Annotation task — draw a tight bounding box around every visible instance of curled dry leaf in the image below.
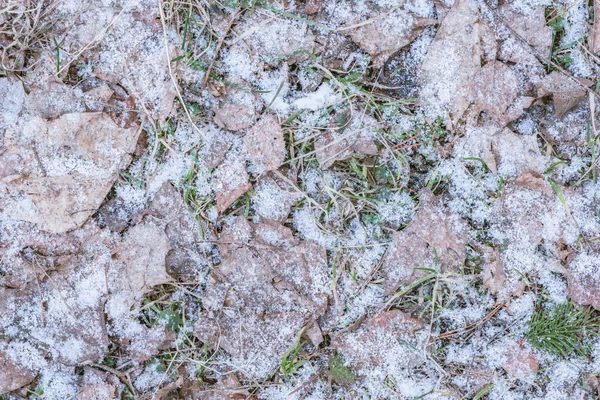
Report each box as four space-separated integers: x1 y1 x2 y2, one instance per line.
244 115 286 173
382 189 468 295
0 112 139 233
195 217 330 379
537 72 591 119
420 0 497 128
315 114 380 170
345 4 436 68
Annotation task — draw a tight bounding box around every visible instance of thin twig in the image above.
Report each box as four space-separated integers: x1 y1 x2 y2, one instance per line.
201 6 241 89
430 304 504 342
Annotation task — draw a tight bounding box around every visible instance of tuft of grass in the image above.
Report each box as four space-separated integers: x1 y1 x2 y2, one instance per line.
280 329 308 379
525 301 598 357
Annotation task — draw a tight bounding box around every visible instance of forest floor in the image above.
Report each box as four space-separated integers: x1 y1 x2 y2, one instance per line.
1 0 600 398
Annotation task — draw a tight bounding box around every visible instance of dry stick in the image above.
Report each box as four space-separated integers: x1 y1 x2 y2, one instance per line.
201 6 241 89
32 273 45 326
483 0 600 101
430 304 504 342
89 363 138 397
353 247 387 296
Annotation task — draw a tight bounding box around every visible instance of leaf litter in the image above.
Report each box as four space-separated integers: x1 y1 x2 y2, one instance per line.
1 0 600 398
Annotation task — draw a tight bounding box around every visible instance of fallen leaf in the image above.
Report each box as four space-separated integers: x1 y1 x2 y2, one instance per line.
331 310 423 372
483 249 505 298
453 125 547 177
214 104 255 132
0 77 25 129
590 0 600 54
420 0 497 128
238 14 316 63
0 343 37 395
502 345 539 379
537 72 591 118
212 153 252 213
345 5 436 68
251 173 302 223
195 217 330 379
488 172 576 302
1 112 139 233
497 5 552 66
24 79 85 119
315 114 380 170
565 249 600 310
244 115 286 173
382 189 468 295
77 367 121 400
469 61 527 125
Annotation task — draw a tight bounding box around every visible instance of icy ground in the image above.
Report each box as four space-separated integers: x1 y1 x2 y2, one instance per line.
1 0 600 398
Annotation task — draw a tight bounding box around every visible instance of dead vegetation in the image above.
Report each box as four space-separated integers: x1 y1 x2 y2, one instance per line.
1 0 600 398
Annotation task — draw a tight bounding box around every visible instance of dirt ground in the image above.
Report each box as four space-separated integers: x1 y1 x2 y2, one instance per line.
1 0 600 398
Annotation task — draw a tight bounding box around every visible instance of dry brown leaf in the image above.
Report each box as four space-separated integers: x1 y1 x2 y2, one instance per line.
488 172 577 303
244 115 286 173
565 248 600 310
237 14 315 63
195 217 330 379
346 5 436 68
204 133 233 170
214 104 255 132
502 345 539 379
82 85 115 112
106 221 173 361
470 61 527 125
0 78 25 130
483 249 505 297
1 112 139 233
454 125 546 177
331 310 423 371
77 367 122 400
420 0 497 129
0 344 37 395
382 189 468 295
537 71 590 119
497 5 552 66
212 153 251 213
590 0 600 54
252 173 302 223
0 224 112 365
315 114 380 170
24 79 85 119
